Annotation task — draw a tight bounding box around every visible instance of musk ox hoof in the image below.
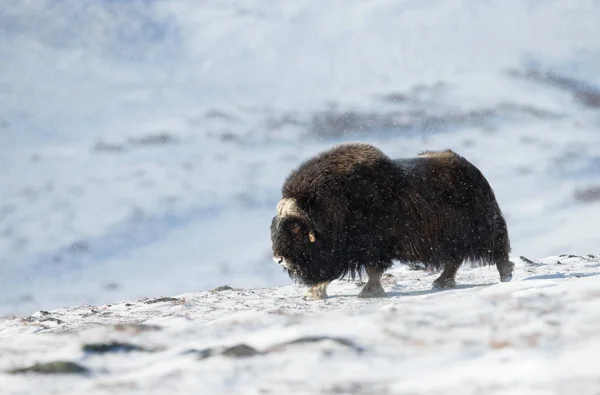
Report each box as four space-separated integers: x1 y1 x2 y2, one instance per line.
302 292 327 301
500 273 513 282
302 283 329 301
358 289 386 298
432 278 457 290
358 283 386 298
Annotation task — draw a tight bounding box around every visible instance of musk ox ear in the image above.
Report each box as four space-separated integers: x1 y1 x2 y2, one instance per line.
308 231 316 243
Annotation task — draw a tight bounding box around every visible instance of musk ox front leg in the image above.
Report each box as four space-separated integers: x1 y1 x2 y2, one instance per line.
302 282 330 301
358 266 386 298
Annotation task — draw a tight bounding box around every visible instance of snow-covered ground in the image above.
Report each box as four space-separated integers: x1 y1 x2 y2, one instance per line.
1 255 599 394
1 0 600 316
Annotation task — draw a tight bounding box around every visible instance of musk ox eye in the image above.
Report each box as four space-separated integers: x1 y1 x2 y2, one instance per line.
291 223 302 234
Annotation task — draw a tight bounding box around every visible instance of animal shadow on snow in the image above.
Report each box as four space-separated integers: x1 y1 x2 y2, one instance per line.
386 282 496 298
524 272 600 281
329 282 495 299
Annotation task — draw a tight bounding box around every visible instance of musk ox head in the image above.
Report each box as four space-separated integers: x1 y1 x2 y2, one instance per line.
270 198 330 284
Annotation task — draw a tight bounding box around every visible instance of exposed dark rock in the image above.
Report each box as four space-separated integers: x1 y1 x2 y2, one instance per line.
205 110 238 121
324 381 390 394
68 240 89 254
509 69 600 109
266 336 365 354
220 344 261 358
220 131 239 142
380 92 409 103
94 141 125 153
104 282 120 291
183 344 262 360
574 186 600 203
212 285 233 292
519 256 536 265
82 341 150 354
307 107 504 139
128 132 177 146
182 348 214 359
22 314 63 325
184 336 364 361
519 256 547 267
497 102 559 119
144 296 179 304
9 361 89 375
558 254 598 262
113 323 163 334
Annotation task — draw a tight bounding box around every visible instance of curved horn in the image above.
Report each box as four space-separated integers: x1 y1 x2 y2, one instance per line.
276 198 305 218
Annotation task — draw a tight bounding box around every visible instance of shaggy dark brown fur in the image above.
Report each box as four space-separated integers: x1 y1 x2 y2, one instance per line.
270 143 513 300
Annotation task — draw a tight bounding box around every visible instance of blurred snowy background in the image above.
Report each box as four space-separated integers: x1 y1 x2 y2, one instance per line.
1 0 599 316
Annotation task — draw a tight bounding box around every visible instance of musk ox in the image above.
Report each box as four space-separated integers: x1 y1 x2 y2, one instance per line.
270 143 513 300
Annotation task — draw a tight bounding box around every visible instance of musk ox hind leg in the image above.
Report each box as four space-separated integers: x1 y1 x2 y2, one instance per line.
302 282 330 301
432 260 461 290
358 266 386 298
490 214 514 283
497 259 514 282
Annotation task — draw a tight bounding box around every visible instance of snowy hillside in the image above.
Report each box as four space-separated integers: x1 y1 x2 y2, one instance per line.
1 255 599 394
1 0 600 316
